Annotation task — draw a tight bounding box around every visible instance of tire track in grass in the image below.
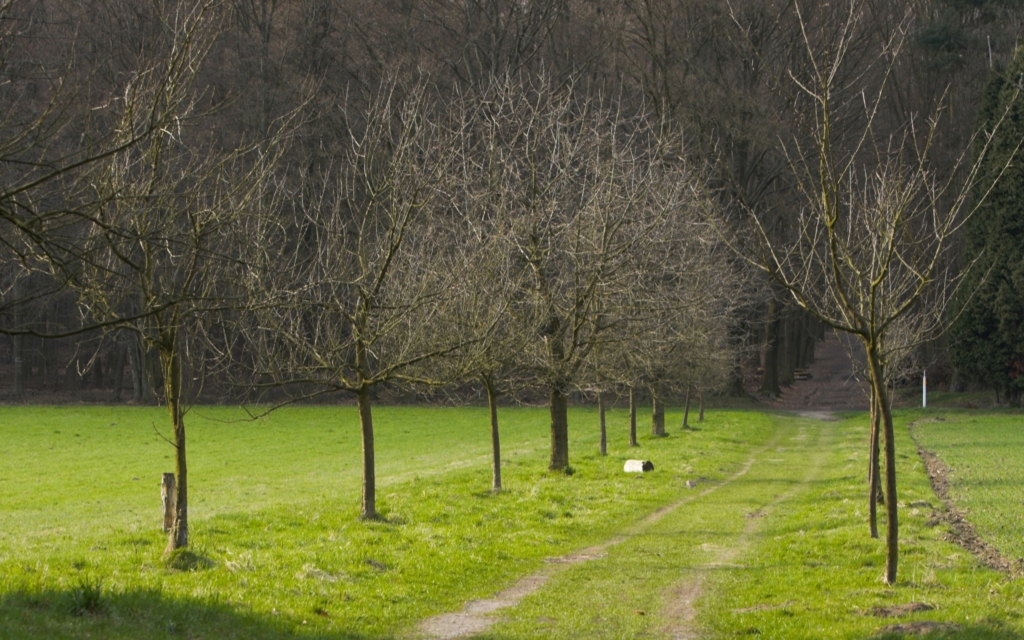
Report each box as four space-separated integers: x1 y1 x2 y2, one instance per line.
662 413 833 640
415 427 786 640
908 421 1024 577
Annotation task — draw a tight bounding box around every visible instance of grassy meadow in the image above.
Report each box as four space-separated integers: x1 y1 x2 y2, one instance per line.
0 404 774 639
2 402 1024 639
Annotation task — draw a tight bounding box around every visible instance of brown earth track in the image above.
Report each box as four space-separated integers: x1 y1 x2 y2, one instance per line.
413 435 784 639
908 421 1024 577
762 332 870 413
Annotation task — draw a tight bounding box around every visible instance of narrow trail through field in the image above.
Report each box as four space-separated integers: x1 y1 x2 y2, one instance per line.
416 335 860 640
661 414 833 639
415 414 841 640
414 432 787 640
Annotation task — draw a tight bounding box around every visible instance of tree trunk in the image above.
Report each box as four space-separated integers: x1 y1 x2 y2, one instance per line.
866 345 898 584
651 384 666 437
598 390 607 456
868 387 881 539
111 343 126 401
146 347 161 402
761 301 782 397
11 277 24 398
93 353 104 389
356 383 378 519
698 388 705 422
726 324 748 397
128 337 143 402
779 310 796 386
484 377 502 491
549 383 570 471
161 472 176 533
161 343 189 553
682 385 691 429
12 334 25 398
628 386 638 447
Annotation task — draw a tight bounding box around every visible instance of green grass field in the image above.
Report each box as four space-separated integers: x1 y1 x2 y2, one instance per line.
2 403 1024 639
0 404 774 639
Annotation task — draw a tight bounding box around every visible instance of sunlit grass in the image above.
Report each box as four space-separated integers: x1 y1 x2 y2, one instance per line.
0 404 773 639
901 407 1024 562
7 403 1022 639
482 411 1024 639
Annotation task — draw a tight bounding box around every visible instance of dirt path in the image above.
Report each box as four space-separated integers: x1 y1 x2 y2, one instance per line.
414 433 786 640
416 335 862 640
661 415 832 639
768 332 869 412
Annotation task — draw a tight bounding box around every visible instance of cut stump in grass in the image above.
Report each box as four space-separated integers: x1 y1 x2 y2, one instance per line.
161 473 176 532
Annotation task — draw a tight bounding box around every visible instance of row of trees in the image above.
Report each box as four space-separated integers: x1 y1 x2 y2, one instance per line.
0 3 746 554
4 0 1022 584
8 0 1020 402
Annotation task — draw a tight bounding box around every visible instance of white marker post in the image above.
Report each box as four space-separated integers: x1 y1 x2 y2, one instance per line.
922 370 927 408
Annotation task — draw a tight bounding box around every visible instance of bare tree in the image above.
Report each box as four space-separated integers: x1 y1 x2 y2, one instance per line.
63 0 282 553
722 1 998 584
239 79 458 520
584 170 746 440
444 94 540 490
459 74 699 472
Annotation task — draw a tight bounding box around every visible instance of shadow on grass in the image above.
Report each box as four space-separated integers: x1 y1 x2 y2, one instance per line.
0 585 373 640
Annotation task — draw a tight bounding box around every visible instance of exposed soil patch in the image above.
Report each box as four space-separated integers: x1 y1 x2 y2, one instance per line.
416 573 550 639
865 602 933 618
875 621 959 636
909 425 1024 577
662 579 703 640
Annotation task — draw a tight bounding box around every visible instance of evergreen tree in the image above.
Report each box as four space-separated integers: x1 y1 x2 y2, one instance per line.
951 49 1024 403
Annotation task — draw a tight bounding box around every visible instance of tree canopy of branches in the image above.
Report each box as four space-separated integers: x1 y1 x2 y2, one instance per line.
451 75 712 472
239 80 459 520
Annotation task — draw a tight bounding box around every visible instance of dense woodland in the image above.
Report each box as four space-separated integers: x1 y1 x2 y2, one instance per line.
3 0 1024 582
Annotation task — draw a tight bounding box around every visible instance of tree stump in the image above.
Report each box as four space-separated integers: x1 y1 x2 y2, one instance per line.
161 473 176 532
